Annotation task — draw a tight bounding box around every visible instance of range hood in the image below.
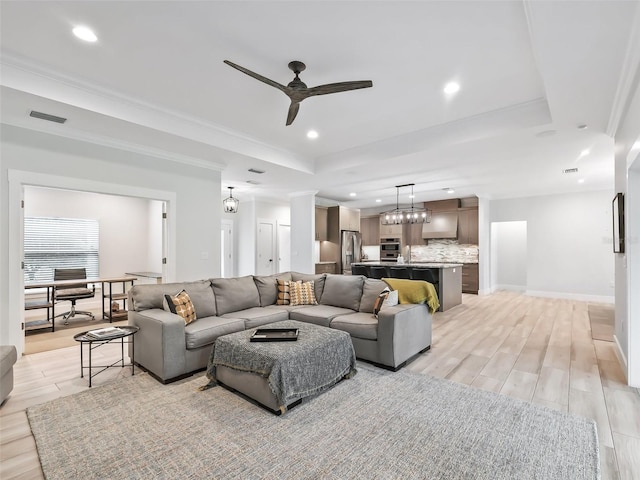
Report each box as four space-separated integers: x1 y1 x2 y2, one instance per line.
422 211 458 239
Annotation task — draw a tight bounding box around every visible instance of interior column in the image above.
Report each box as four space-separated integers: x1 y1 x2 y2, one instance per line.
289 191 318 274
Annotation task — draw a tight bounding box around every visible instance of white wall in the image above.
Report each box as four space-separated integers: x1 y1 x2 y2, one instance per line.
613 70 640 385
0 126 222 354
491 221 527 291
490 190 614 302
24 186 163 277
224 196 291 276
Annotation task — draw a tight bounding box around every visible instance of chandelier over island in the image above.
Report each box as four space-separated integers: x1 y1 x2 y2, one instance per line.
381 184 432 225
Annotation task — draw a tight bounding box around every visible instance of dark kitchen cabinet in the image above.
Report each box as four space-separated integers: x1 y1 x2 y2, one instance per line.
457 207 479 245
360 216 380 245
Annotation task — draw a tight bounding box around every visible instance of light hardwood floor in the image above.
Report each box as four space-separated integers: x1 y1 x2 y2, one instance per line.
1 291 639 479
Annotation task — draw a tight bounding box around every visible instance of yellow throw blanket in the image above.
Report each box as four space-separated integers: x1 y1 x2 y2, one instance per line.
382 278 440 314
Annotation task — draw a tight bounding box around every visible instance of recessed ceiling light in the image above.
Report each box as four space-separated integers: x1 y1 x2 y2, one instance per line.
375 199 381 203
72 26 97 42
578 178 585 184
579 149 590 157
443 188 455 194
577 124 588 130
307 130 318 139
349 192 356 197
443 82 460 94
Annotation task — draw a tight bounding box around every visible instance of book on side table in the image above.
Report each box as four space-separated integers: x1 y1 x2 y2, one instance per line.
86 326 127 340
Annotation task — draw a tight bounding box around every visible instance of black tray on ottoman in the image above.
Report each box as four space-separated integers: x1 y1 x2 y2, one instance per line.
250 328 299 342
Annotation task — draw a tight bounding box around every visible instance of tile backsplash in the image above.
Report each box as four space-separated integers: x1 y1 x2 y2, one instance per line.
409 239 478 264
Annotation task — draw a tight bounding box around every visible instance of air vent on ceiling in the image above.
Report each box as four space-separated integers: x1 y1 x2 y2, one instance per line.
562 168 579 174
248 168 265 174
246 180 261 185
29 110 67 124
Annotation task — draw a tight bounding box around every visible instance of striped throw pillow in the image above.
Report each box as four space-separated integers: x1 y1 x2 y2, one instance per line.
277 280 291 305
290 280 318 306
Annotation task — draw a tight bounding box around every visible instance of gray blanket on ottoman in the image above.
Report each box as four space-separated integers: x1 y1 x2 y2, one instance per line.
202 320 357 412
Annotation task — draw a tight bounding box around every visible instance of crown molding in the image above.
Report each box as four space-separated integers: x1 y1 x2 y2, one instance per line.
0 53 314 174
2 119 225 172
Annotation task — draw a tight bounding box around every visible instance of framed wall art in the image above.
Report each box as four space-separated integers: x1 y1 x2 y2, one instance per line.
612 192 625 253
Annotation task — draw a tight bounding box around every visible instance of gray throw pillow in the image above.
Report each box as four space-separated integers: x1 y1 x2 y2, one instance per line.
359 278 388 313
319 274 364 311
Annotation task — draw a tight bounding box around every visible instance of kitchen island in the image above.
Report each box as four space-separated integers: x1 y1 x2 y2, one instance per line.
351 262 463 312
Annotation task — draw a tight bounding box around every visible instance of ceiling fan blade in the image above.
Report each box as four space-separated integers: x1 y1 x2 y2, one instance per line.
305 80 373 97
223 60 288 94
286 102 300 126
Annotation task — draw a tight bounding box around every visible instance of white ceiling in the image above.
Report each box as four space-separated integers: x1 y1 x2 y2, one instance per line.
1 1 639 210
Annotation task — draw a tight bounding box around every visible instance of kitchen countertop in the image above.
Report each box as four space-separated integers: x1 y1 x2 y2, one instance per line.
315 261 337 265
353 262 463 268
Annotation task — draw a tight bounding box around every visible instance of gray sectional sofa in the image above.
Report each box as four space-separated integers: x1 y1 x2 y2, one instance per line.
127 272 432 383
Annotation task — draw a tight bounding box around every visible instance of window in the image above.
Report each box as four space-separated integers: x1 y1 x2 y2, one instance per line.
24 216 99 283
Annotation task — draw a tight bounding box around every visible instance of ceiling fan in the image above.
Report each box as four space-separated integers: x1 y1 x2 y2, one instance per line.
224 60 373 126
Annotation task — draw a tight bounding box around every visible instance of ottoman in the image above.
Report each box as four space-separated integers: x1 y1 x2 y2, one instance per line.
203 320 357 414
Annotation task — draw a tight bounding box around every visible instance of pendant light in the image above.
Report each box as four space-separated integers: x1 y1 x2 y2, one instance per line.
222 187 239 213
381 184 431 225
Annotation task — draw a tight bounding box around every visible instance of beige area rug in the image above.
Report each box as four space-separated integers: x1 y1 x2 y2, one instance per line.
588 304 614 342
27 363 600 479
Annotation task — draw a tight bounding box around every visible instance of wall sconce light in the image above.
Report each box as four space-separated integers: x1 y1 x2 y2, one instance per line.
222 187 239 213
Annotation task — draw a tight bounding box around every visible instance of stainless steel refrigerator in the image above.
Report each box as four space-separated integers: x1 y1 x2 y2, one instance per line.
341 230 362 274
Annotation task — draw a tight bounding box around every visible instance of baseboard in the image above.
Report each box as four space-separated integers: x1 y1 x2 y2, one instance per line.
612 334 629 383
493 284 526 292
525 290 614 304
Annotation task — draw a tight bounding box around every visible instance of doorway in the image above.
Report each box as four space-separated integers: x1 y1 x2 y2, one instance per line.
221 219 234 278
256 219 276 276
8 169 177 356
277 223 291 273
490 221 527 292
22 186 165 352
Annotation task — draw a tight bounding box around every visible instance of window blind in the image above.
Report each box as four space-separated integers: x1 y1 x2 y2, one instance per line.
24 216 99 284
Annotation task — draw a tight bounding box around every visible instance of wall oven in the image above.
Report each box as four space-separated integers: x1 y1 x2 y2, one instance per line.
380 237 401 261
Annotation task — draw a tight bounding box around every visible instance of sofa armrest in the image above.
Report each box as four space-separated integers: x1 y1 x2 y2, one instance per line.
128 309 187 382
376 304 432 368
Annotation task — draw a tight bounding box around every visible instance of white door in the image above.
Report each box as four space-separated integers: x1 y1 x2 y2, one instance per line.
277 223 291 273
256 220 275 275
221 219 234 278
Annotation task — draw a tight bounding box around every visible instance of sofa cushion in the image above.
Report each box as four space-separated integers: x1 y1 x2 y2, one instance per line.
222 307 289 329
291 273 326 302
320 274 365 311
163 290 197 324
289 305 355 327
130 281 216 317
211 276 260 315
184 316 245 350
290 281 318 306
331 312 378 340
253 272 293 306
359 278 388 313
